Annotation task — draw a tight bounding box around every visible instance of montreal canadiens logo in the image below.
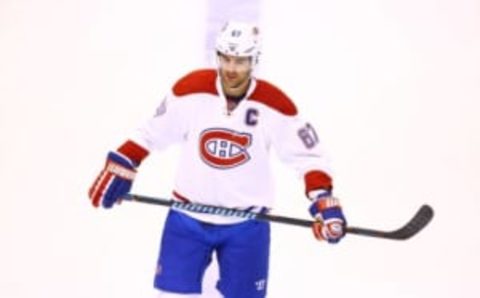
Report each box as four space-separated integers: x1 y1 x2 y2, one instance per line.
199 128 252 169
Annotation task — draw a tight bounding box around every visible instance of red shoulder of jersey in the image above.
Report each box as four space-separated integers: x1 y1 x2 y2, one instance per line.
172 69 218 97
249 80 298 116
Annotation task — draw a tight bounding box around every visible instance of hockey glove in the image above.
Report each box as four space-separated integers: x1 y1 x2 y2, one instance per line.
309 192 347 243
89 151 137 208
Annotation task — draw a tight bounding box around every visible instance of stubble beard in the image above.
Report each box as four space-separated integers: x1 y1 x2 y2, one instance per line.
221 71 250 96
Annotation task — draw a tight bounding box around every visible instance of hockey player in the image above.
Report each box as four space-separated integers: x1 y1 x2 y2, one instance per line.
89 21 347 298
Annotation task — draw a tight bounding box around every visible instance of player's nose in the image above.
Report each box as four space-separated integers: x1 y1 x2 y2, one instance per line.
223 60 236 72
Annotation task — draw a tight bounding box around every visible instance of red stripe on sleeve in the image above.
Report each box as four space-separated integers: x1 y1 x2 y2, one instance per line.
304 170 333 195
117 140 149 166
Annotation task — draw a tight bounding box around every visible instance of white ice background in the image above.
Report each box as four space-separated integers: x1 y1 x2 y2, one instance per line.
1 0 479 297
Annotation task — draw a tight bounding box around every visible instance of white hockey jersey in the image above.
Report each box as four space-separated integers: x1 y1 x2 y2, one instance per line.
130 69 333 223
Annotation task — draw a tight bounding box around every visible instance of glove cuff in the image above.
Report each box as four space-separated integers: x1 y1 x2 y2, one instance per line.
309 196 341 218
308 189 332 201
106 151 137 180
106 161 136 180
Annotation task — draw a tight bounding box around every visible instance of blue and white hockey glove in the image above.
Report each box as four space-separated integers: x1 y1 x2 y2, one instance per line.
89 140 149 208
309 191 347 243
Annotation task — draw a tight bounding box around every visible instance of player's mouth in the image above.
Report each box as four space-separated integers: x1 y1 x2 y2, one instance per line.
225 72 238 80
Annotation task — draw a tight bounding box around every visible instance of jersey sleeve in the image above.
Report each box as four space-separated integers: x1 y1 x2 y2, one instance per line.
129 92 189 152
268 113 334 197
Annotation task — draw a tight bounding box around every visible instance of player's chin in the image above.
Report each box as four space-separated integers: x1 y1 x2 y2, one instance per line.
225 80 243 89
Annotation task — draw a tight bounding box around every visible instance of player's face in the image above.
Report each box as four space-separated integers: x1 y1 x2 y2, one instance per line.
217 53 253 95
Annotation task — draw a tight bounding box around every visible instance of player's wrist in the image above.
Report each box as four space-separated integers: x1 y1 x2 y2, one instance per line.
307 188 332 201
309 197 342 218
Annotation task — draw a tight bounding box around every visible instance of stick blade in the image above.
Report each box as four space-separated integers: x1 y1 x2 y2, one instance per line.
389 204 434 240
347 204 434 240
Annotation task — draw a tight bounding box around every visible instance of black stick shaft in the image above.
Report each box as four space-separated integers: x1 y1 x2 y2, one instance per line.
123 194 433 240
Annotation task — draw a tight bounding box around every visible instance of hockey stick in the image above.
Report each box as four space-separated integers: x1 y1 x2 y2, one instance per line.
123 194 434 240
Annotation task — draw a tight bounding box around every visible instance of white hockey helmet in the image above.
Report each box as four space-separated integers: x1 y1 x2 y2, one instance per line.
215 21 261 63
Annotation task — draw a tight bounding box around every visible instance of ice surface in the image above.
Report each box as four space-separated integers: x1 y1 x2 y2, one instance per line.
0 0 479 297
